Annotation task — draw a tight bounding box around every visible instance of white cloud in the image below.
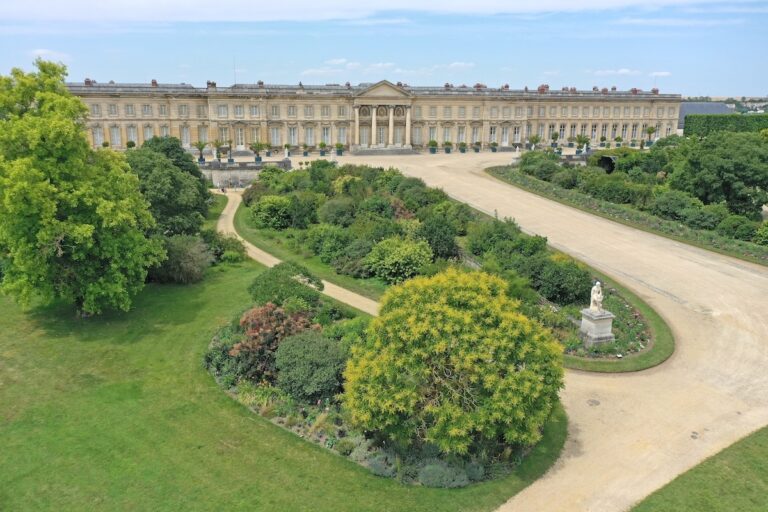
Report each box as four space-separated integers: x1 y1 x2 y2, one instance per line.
445 61 475 70
594 68 641 76
29 48 71 62
649 71 672 77
615 16 745 27
0 1 754 22
325 58 348 65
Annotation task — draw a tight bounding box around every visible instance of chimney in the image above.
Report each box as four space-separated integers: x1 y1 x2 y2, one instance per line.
651 87 659 95
206 80 216 89
592 86 599 92
611 86 617 91
631 88 639 95
257 80 264 88
345 82 351 88
84 78 93 86
602 87 609 94
151 79 158 87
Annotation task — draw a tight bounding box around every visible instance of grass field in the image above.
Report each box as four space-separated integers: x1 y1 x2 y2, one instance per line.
632 426 768 511
0 261 567 511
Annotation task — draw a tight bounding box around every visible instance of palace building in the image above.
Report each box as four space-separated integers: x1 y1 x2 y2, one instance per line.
68 79 682 153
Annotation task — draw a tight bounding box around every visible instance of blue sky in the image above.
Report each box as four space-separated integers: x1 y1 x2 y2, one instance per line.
1 0 767 96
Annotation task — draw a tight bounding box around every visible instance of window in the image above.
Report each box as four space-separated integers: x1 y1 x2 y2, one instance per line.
321 105 330 117
305 127 314 146
591 124 598 139
457 126 466 143
338 126 347 144
561 107 568 117
657 108 664 118
501 126 509 145
458 106 466 118
559 124 566 139
179 104 189 117
198 125 207 142
582 107 589 117
443 106 452 119
570 124 577 137
218 127 229 141
125 104 135 116
142 104 152 116
182 126 191 146
160 125 170 137
127 125 137 144
304 105 313 118
110 125 121 146
288 127 297 145
668 107 676 117
613 107 620 118
90 104 101 116
414 106 422 118
143 125 153 140
623 106 630 117
666 123 672 136
429 106 437 118
287 105 297 117
235 127 244 147
603 107 610 117
621 124 628 139
633 107 641 117
251 127 260 142
489 126 497 143
322 126 330 144
537 124 544 138
513 126 521 143
234 105 244 118
549 107 557 117
337 105 346 117
502 107 511 118
525 123 532 138
526 106 533 116
443 126 451 142
270 127 281 146
490 107 499 118
631 123 638 139
601 124 608 138
538 106 546 117
472 106 481 119
644 107 650 117
271 105 280 118
471 126 480 144
217 105 228 118
611 124 618 138
108 104 117 116
593 107 600 117
580 123 587 135
197 105 207 118
159 105 168 116
250 105 260 117
571 107 578 117
92 126 104 145
428 126 437 141
413 126 422 145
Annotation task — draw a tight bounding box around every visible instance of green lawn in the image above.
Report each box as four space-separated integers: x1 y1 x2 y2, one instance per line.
632 426 768 511
0 261 567 511
234 202 388 300
203 193 228 230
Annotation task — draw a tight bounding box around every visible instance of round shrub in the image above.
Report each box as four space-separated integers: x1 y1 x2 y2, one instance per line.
288 191 321 229
358 196 394 218
417 215 459 260
552 169 579 189
334 438 356 456
367 452 397 478
200 229 247 263
305 223 352 263
537 255 592 305
650 189 703 221
275 331 346 402
716 215 758 241
467 218 522 256
318 197 357 226
363 236 433 283
343 269 564 455
150 235 213 284
754 223 768 246
251 195 292 229
418 462 470 488
681 203 729 230
465 460 485 482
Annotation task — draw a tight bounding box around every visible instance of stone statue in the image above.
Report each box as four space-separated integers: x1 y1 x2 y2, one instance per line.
590 281 604 313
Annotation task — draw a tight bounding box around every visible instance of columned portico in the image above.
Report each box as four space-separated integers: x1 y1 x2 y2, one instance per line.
388 106 394 146
371 105 377 146
350 80 416 154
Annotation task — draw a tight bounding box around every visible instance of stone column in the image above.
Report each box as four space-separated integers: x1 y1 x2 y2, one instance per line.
371 105 377 146
388 106 394 146
354 106 360 146
405 106 411 146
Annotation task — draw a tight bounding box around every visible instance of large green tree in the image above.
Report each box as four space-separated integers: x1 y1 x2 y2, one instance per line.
126 147 206 235
343 269 563 455
142 136 210 215
0 60 165 314
668 132 768 217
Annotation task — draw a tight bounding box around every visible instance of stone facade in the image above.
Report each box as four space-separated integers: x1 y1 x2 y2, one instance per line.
68 79 681 153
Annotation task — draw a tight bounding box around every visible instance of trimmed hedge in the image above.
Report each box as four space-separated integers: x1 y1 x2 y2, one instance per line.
683 114 768 136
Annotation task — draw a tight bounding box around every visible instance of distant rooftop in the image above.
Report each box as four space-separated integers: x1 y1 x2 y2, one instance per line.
67 78 681 100
678 102 734 128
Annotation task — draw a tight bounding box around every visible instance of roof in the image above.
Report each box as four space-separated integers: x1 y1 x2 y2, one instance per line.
678 102 733 128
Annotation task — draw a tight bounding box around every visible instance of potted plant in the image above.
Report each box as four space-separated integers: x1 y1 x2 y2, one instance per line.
550 132 559 148
126 140 136 149
645 126 656 146
630 139 637 147
227 139 234 163
101 141 110 148
284 143 291 157
473 141 481 153
528 134 541 151
302 143 309 157
458 141 467 153
193 140 207 163
335 142 344 156
567 136 576 148
614 136 623 148
575 134 589 155
428 139 438 154
639 139 646 150
319 141 327 156
212 139 223 161
266 146 272 157
599 135 606 148
249 141 266 162
443 141 452 154
490 141 498 152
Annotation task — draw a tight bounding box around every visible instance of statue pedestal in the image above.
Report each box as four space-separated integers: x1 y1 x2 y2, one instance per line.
579 309 615 347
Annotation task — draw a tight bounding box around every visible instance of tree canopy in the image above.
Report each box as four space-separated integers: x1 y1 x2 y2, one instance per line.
0 60 164 313
342 269 563 455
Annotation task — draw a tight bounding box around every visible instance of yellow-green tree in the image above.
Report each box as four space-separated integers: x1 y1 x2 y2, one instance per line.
342 269 563 455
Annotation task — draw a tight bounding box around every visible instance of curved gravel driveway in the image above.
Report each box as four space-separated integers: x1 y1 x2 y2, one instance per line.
337 153 768 512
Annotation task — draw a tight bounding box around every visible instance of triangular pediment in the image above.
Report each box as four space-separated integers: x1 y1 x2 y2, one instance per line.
356 80 411 98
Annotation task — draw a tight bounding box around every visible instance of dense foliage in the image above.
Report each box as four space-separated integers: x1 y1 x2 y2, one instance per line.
248 262 324 307
149 235 213 284
0 60 164 314
683 114 768 136
343 269 563 455
275 331 346 402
